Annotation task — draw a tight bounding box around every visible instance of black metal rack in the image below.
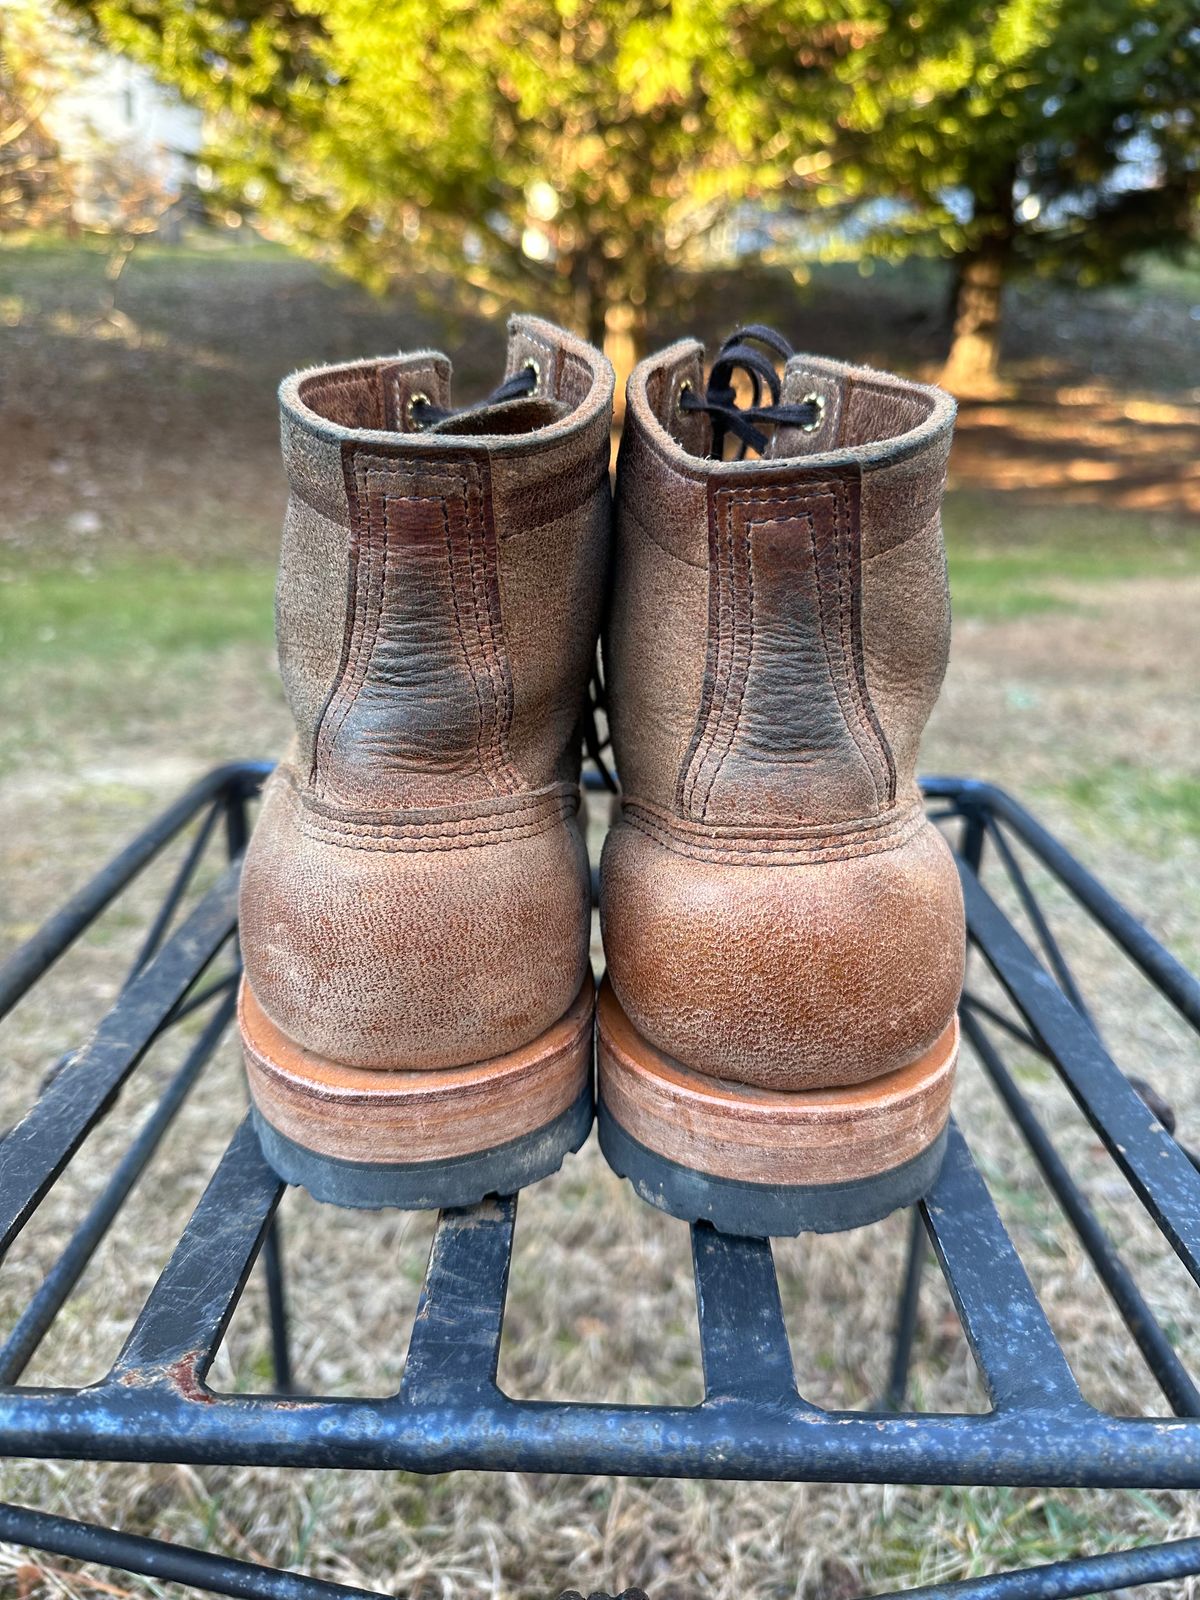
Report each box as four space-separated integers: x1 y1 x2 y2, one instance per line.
1 761 1199 1600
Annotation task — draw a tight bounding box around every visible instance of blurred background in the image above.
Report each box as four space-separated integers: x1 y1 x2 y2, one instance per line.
1 2 1198 1596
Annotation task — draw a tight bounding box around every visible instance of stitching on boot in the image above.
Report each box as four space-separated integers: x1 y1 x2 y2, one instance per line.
447 468 503 789
676 475 897 824
840 472 898 803
698 496 754 818
828 481 881 804
307 442 369 783
280 770 577 852
677 487 734 812
621 797 926 865
320 462 390 779
808 486 882 806
313 447 524 802
463 460 521 793
312 456 390 790
832 472 896 803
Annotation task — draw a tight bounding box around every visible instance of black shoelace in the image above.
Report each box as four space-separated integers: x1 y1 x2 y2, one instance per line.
583 656 618 793
410 364 539 429
680 324 822 459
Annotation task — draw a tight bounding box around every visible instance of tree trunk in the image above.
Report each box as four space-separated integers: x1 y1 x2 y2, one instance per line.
569 236 607 346
940 240 1009 396
602 300 646 414
585 299 606 350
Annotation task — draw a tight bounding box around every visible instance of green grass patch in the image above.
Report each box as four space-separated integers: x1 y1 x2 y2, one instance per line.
0 555 278 775
944 493 1200 620
0 557 275 666
1131 249 1200 300
3 497 1194 655
869 1487 1172 1589
0 229 291 277
1058 762 1200 849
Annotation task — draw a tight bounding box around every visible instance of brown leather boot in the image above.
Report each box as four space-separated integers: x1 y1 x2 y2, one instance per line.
239 317 613 1208
597 327 965 1236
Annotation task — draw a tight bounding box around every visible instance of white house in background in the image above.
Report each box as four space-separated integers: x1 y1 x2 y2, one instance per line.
43 49 202 229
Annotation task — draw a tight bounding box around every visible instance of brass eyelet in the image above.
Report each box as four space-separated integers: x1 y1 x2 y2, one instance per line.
801 392 826 433
407 391 432 430
522 357 541 392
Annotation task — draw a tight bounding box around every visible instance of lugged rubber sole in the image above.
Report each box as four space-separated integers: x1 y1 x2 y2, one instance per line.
596 978 957 1237
240 973 595 1210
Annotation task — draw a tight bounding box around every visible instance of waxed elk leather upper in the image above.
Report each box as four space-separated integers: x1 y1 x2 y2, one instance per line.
240 317 614 1071
601 341 966 1090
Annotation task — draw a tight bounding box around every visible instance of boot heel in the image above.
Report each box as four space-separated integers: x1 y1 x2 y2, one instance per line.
241 974 595 1210
596 979 955 1237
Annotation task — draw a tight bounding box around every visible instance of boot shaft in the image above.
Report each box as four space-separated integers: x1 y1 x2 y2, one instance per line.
239 320 612 1081
608 341 955 831
276 316 613 811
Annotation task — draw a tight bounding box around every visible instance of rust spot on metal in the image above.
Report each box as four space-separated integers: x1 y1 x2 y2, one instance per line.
167 1352 215 1404
114 1350 215 1400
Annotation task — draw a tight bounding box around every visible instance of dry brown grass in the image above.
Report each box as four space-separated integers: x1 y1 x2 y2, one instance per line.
1 240 1198 1599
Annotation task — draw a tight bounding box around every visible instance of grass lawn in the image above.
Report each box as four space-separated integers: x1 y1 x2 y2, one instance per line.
0 239 1198 1599
943 494 1200 620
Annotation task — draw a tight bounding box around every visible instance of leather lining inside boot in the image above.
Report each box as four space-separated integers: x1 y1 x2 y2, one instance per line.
427 397 570 436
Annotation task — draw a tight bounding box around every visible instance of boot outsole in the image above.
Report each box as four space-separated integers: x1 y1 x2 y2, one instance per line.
250 1084 593 1211
598 1104 949 1237
596 978 957 1238
240 973 595 1211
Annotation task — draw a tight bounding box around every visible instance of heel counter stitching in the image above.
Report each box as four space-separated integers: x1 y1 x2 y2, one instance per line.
441 490 493 786
802 498 870 798
448 460 522 794
313 447 524 800
823 480 885 806
678 490 733 813
621 796 926 864
679 475 896 822
313 454 390 792
285 771 578 852
698 499 754 818
678 485 755 817
833 472 897 805
462 461 522 793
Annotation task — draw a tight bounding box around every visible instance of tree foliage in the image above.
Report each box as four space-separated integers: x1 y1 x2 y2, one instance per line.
2 0 188 264
61 0 844 356
56 0 1200 382
820 0 1200 384
1 2 78 233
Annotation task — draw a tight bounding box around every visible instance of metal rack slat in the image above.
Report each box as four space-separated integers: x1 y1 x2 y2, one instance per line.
0 1501 388 1600
961 1006 1200 1418
0 865 240 1260
111 1117 283 1387
400 1195 515 1404
921 1122 1084 1413
691 1224 803 1406
0 991 239 1386
961 864 1200 1283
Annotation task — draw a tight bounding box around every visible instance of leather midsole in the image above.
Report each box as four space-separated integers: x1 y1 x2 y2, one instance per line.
241 972 594 1165
596 977 956 1187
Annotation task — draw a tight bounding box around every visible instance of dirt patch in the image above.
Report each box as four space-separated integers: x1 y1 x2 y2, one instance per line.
951 389 1200 514
2 246 1197 565
1 243 1199 1599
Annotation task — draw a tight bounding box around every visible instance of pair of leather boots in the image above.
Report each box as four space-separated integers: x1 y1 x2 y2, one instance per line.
238 315 965 1238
